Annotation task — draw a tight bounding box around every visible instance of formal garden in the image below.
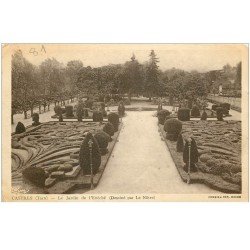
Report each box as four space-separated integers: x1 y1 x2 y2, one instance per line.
156 98 241 193
11 49 242 194
12 109 123 193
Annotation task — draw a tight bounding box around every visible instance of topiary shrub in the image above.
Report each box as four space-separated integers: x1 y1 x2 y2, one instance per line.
157 103 163 111
222 108 229 115
221 103 230 111
200 110 208 120
93 111 103 122
15 122 26 134
76 105 83 121
176 133 184 152
164 115 172 122
124 98 131 105
164 118 182 141
79 132 101 175
118 102 125 117
83 108 89 118
61 107 66 114
157 110 171 125
54 106 62 115
103 122 115 137
191 106 200 117
212 104 219 111
65 105 74 117
94 131 110 155
177 108 190 121
22 166 46 187
219 104 230 115
32 113 41 126
183 138 199 172
58 113 63 122
216 107 224 121
108 113 119 132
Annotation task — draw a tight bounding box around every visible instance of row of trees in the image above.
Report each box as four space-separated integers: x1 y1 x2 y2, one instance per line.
12 49 242 123
11 49 162 123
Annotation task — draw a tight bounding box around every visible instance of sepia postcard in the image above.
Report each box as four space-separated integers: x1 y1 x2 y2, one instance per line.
1 44 249 202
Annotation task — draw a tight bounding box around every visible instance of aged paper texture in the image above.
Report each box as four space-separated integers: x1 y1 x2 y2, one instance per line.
2 44 248 201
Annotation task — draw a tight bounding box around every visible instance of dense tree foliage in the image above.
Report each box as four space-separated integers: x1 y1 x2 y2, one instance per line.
144 50 162 100
120 54 144 101
11 49 241 124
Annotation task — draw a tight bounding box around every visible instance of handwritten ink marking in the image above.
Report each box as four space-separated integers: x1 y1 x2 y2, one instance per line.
41 45 46 54
29 48 38 56
29 46 46 56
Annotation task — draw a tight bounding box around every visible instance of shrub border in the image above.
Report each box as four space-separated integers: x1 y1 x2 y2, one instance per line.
158 124 241 194
47 122 123 194
12 121 123 194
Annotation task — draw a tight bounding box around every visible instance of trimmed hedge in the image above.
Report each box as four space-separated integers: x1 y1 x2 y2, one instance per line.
65 105 74 117
79 132 101 175
32 113 41 126
118 103 125 117
212 104 219 111
157 110 171 125
176 133 184 152
164 118 182 141
124 98 131 105
58 113 63 122
54 105 62 115
221 103 230 111
108 113 119 132
22 166 46 187
216 107 224 121
200 111 208 120
94 131 110 155
93 111 103 122
177 108 190 121
83 108 89 118
157 103 163 111
183 138 199 172
103 122 115 137
15 122 26 134
191 106 200 117
76 105 83 121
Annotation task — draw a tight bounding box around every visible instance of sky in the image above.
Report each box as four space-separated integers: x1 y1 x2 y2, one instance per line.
7 44 245 72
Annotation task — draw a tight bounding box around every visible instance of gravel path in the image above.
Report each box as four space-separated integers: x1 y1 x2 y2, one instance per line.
87 111 219 194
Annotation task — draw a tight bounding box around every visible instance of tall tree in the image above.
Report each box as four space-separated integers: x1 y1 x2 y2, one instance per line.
11 50 37 120
120 54 144 101
145 50 160 101
65 60 83 101
39 58 65 107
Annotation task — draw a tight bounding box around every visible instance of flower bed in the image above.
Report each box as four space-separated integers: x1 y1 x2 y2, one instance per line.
11 121 122 194
158 120 241 193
